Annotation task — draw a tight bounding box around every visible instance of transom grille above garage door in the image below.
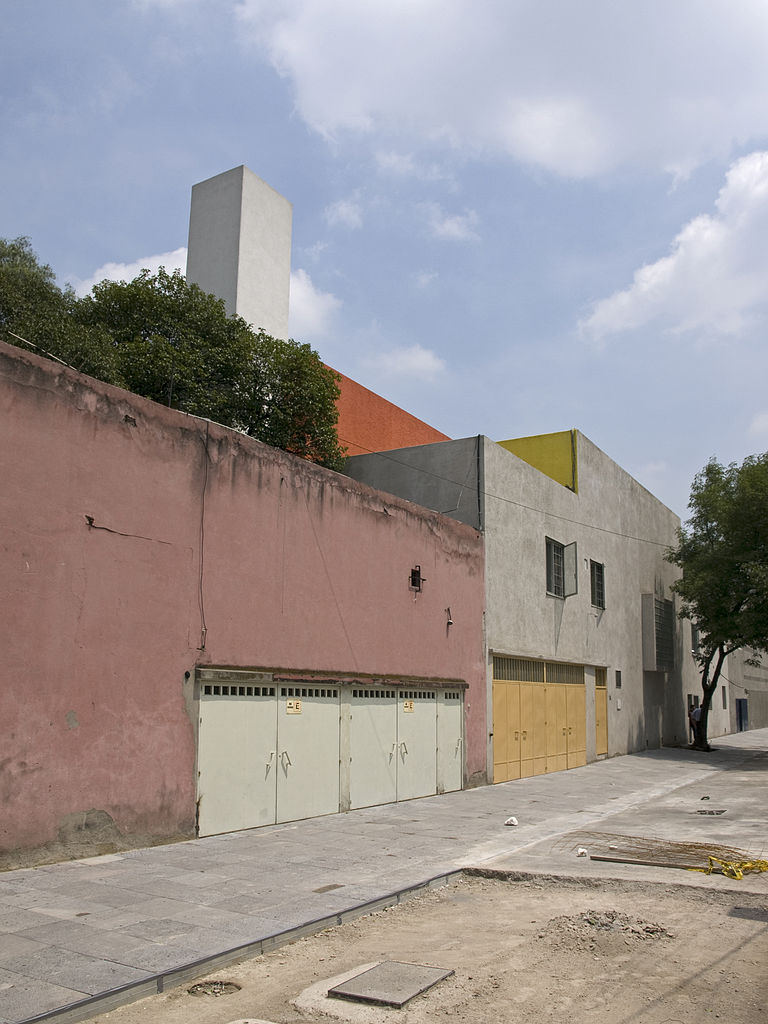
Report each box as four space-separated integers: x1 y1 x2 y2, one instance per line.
281 686 338 697
202 684 275 696
492 656 584 685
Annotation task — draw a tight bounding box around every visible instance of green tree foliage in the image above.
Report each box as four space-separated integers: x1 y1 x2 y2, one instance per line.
74 268 258 427
0 239 345 469
666 455 768 748
0 237 120 381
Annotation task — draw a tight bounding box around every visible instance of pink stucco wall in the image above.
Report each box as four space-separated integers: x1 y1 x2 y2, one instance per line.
0 342 486 854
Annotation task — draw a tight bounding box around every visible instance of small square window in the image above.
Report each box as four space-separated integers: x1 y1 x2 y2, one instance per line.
590 560 605 608
615 669 622 689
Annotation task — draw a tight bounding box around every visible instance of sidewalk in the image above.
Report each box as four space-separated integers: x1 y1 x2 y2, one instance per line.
1 730 766 1024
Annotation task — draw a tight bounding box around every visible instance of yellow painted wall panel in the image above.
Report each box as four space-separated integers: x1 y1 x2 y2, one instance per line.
546 684 568 772
497 430 578 492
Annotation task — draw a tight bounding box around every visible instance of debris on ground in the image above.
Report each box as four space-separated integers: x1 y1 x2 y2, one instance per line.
698 856 768 880
504 816 518 826
188 981 241 996
536 909 674 957
556 830 757 876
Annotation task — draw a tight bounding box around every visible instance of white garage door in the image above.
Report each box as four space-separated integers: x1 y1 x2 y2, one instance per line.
349 687 464 808
197 673 464 834
196 681 278 837
276 685 341 823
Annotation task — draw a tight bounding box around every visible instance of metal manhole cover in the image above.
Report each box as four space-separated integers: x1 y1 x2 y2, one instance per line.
328 961 454 1007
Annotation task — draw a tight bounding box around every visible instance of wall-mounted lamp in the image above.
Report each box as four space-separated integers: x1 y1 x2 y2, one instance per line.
410 565 425 592
446 607 453 627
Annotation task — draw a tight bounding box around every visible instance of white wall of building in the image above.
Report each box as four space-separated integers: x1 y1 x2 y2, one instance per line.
186 165 292 340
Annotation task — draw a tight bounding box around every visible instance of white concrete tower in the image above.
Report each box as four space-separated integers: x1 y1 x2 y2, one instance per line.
186 165 292 340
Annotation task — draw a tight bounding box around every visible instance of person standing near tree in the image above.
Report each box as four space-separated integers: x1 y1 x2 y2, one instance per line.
689 704 702 746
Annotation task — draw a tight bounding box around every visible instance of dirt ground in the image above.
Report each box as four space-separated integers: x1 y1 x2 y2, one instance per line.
94 874 768 1024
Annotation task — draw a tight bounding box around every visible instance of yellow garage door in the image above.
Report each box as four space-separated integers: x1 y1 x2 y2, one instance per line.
492 657 587 782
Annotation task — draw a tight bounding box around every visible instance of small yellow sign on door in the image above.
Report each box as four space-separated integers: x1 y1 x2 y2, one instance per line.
403 700 415 713
286 699 302 714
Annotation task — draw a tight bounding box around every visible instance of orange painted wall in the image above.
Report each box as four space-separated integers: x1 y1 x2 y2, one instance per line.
332 368 450 456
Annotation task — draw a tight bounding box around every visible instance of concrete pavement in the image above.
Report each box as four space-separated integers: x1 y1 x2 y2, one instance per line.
1 729 766 1024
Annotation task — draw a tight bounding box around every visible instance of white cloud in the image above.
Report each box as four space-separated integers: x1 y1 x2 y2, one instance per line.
413 270 438 289
375 151 417 176
69 247 188 296
375 151 447 181
580 151 768 341
288 268 342 339
749 412 768 438
364 343 446 381
423 203 479 242
234 1 768 178
324 197 363 229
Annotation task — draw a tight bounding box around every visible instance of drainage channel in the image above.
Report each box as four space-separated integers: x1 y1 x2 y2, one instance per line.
19 870 465 1024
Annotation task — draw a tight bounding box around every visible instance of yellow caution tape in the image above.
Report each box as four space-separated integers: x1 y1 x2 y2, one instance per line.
691 856 768 880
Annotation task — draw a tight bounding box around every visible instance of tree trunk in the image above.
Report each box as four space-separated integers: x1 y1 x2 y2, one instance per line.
694 645 726 750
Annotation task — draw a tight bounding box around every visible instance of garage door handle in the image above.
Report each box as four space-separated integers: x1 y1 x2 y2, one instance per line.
522 731 527 739
266 750 275 770
389 742 397 761
400 741 408 757
280 750 292 769
514 731 519 740
454 737 462 755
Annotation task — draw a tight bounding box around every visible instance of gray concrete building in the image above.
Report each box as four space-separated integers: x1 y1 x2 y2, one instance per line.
726 650 768 732
346 430 731 783
186 165 292 339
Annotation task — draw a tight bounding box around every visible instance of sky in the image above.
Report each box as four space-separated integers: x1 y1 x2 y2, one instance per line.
3 0 768 518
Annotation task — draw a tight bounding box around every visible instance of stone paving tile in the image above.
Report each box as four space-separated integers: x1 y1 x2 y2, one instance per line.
98 876 233 904
44 880 152 908
2 945 150 996
84 898 199 930
0 883 26 900
1 893 118 920
105 941 211 974
120 922 259 957
0 933 47 964
116 917 200 944
163 870 234 889
16 920 150 961
0 966 88 1023
0 907 66 933
173 886 249 908
169 905 270 937
206 893 287 916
